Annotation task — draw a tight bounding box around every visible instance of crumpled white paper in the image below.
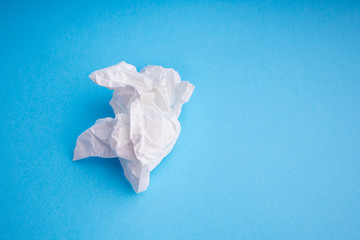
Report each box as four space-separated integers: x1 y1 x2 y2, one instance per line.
73 61 195 193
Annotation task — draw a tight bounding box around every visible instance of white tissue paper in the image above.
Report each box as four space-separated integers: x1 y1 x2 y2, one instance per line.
73 61 195 193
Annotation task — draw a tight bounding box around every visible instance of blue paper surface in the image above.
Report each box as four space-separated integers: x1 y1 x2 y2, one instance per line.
1 1 360 239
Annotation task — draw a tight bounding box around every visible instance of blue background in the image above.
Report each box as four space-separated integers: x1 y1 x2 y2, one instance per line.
1 0 360 239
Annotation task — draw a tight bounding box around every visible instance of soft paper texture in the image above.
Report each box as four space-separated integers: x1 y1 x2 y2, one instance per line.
73 61 195 193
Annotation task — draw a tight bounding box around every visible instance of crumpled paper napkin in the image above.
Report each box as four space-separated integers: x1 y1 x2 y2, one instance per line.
73 61 194 193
